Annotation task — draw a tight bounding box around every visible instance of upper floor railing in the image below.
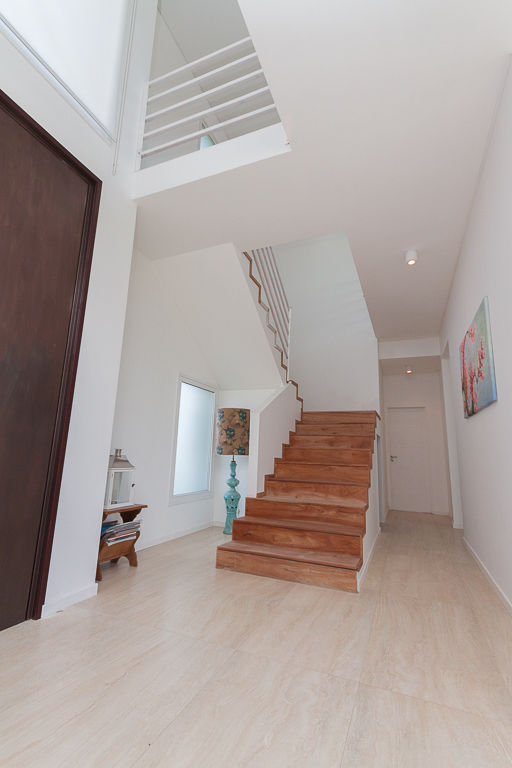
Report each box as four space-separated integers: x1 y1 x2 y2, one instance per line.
139 36 280 168
249 247 291 364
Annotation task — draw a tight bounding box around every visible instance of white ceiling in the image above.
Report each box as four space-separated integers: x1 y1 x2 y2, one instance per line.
136 0 512 340
158 0 247 61
380 356 441 376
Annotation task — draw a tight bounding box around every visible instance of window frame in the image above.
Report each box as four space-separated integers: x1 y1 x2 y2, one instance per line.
169 374 217 506
0 0 136 145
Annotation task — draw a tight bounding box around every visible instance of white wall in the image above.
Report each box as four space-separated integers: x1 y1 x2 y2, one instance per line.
440 61 512 607
252 383 302 494
111 250 219 548
274 233 380 412
112 243 285 545
0 17 157 614
382 372 451 516
157 243 283 390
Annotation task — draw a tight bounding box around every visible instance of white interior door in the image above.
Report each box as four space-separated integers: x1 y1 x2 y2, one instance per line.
387 407 430 513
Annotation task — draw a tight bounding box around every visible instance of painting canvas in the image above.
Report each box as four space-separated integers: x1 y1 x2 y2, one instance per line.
459 296 497 418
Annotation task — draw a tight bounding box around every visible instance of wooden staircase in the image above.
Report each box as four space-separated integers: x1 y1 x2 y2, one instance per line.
216 410 377 592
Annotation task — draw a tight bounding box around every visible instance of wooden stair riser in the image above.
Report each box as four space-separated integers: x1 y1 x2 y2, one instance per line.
301 411 377 425
216 549 357 591
289 434 375 450
282 446 372 466
295 423 375 436
245 498 366 530
265 478 369 505
274 460 370 486
232 519 362 556
216 410 379 593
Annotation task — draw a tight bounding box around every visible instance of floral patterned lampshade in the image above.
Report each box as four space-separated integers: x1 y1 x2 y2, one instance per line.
215 409 250 456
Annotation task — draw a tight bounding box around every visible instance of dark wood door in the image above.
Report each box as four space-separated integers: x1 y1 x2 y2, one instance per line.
0 90 101 631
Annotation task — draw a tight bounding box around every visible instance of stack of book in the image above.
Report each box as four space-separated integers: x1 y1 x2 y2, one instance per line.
101 520 140 547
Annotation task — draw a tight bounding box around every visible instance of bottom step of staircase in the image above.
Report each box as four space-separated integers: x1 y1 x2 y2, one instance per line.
216 540 360 591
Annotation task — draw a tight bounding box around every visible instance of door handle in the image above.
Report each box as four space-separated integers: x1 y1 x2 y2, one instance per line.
390 455 398 461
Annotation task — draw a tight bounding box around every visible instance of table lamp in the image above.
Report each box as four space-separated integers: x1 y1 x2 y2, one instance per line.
215 408 250 534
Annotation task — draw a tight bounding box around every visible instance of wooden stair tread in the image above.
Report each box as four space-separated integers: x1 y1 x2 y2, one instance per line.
236 516 362 537
281 450 372 466
260 495 367 509
217 540 362 570
266 474 369 487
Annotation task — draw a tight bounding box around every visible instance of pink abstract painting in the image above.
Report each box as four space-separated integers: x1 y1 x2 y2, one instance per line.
459 297 497 418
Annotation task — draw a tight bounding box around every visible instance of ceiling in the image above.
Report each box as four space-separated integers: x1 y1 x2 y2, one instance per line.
158 0 247 61
136 0 512 340
380 356 441 376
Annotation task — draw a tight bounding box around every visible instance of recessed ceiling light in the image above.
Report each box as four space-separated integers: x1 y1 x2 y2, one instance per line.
405 249 418 266
405 367 413 374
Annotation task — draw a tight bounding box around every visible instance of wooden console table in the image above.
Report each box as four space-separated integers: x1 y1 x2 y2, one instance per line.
96 504 147 582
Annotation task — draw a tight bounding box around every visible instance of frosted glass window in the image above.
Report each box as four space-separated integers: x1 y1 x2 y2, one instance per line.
173 382 215 496
0 0 131 134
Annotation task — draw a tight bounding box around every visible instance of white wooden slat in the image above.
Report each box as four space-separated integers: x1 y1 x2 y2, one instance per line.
141 104 277 157
254 249 288 357
147 53 259 103
145 70 265 123
269 246 290 316
250 248 291 362
266 247 290 353
149 37 252 86
261 248 287 345
143 87 270 140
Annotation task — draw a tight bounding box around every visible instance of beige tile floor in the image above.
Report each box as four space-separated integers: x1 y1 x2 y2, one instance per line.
1 510 512 767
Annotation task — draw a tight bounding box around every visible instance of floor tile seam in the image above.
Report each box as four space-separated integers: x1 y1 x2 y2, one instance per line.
338 681 361 768
337 593 380 683
460 587 512 697
378 587 478 610
357 679 512 726
72 602 188 639
122 645 239 767
236 645 362 691
228 587 298 651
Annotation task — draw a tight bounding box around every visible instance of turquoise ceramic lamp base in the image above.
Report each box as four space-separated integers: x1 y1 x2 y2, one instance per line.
223 457 240 535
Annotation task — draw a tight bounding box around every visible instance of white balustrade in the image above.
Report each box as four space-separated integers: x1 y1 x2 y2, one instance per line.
139 36 280 166
249 247 291 365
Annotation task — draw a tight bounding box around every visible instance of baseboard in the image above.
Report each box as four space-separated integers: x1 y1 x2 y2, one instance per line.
41 582 98 618
357 527 381 590
463 537 512 616
137 521 214 550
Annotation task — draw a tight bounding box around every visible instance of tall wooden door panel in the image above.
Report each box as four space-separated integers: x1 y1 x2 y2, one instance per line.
0 91 101 631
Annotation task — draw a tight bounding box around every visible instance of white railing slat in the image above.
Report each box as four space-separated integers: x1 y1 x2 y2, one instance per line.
141 104 276 157
269 246 290 316
140 35 279 165
147 52 259 104
251 248 290 361
149 36 252 86
145 69 265 123
143 86 270 140
262 248 289 353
